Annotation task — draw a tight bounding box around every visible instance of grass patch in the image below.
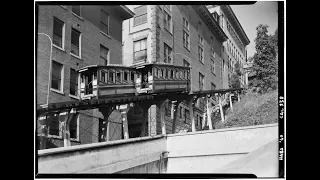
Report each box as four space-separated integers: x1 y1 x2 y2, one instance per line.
215 90 278 129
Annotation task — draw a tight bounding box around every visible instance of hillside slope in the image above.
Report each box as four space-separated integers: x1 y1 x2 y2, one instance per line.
215 90 278 129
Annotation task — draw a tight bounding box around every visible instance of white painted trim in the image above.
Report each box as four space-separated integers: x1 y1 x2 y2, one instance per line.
69 94 79 100
52 44 65 52
70 52 81 60
50 88 64 95
100 31 112 39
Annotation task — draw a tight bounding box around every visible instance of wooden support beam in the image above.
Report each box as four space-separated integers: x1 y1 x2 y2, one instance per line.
119 104 132 139
57 109 76 147
139 102 152 137
159 99 169 135
188 96 197 132
171 100 181 134
219 94 225 122
99 106 114 142
229 93 233 112
207 97 213 130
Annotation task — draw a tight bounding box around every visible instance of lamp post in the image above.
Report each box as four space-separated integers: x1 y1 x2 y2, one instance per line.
38 33 53 107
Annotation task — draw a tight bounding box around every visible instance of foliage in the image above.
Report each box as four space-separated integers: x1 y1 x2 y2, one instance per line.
214 90 278 129
250 24 278 93
229 62 242 89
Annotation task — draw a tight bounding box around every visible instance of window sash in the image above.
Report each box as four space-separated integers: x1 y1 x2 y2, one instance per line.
134 6 147 25
53 18 64 47
71 29 80 56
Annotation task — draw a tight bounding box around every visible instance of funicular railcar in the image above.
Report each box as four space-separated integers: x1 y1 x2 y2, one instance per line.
77 63 191 100
133 63 191 94
78 65 141 100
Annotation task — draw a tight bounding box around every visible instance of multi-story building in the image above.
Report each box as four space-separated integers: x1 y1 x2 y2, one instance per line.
207 5 250 88
122 5 228 134
36 5 134 149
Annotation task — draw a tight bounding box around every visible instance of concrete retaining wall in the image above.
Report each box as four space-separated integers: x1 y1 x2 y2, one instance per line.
166 123 278 173
38 135 166 173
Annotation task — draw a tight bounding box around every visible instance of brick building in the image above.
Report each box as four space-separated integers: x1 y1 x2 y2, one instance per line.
122 5 228 135
207 5 250 88
36 5 134 149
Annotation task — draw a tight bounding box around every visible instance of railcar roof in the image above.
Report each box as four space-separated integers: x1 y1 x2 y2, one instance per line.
78 64 133 72
131 62 190 69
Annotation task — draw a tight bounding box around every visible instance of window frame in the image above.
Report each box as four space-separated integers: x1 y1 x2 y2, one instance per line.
133 38 147 62
199 72 204 91
70 28 81 58
51 60 64 93
69 68 80 97
164 11 172 33
100 9 110 36
52 17 65 50
164 43 172 64
100 44 109 65
47 114 62 138
133 5 148 26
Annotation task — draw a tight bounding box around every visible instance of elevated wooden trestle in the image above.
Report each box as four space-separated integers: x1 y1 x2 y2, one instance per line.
37 88 243 149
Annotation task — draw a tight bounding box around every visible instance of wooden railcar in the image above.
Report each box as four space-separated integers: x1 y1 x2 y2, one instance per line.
78 65 141 100
77 63 191 100
133 63 191 94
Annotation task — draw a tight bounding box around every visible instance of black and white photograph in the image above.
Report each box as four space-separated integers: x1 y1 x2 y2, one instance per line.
35 1 285 178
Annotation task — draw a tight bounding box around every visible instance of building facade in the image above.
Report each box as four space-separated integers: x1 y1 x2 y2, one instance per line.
36 5 134 149
122 5 228 134
207 5 250 88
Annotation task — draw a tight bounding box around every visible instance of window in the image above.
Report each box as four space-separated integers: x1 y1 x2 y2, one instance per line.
51 61 63 91
179 106 183 118
199 72 204 90
100 9 109 35
199 35 204 45
199 116 203 128
198 46 204 63
48 114 60 136
211 83 216 90
100 45 109 65
124 71 128 82
71 28 81 57
101 71 106 82
70 68 78 96
183 31 189 49
211 59 215 74
69 114 79 139
183 59 190 79
130 71 135 82
72 5 81 17
116 71 121 82
134 39 147 62
164 43 172 64
53 17 65 48
164 11 172 32
183 18 189 30
134 5 147 26
109 71 114 83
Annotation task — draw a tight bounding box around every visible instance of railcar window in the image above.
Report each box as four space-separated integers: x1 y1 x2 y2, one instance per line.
165 69 168 79
131 71 135 82
153 68 157 77
116 71 121 83
124 71 128 82
176 70 179 79
171 69 174 79
101 71 105 82
180 71 184 79
160 69 163 78
109 71 114 83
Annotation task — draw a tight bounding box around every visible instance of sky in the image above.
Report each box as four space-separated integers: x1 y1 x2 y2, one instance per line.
230 1 279 58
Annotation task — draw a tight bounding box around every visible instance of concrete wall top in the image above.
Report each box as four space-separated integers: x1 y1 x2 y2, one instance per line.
38 135 165 157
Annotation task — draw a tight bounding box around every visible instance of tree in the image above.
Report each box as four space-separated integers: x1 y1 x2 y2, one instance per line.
250 24 278 93
229 61 241 89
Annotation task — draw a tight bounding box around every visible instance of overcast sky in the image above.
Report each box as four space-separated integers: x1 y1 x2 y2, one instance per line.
230 1 279 58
